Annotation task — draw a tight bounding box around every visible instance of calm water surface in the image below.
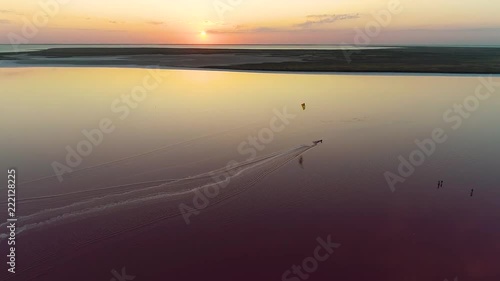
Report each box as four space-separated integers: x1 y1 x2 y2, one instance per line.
0 68 499 281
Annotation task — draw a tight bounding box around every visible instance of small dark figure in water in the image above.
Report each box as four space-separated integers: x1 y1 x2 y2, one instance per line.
470 189 474 197
437 181 441 188
298 156 304 169
301 103 306 110
313 140 323 145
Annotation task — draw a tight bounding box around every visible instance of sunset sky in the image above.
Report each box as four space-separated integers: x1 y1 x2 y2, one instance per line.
1 0 499 45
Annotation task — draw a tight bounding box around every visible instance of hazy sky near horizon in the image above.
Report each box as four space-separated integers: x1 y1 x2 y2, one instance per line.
0 0 499 45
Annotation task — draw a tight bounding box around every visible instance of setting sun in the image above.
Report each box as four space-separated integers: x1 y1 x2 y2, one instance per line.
2 0 500 280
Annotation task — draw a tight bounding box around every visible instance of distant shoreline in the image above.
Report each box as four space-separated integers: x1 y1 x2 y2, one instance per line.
1 46 500 74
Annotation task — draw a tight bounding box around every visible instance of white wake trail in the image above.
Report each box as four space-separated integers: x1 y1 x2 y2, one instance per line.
1 144 315 239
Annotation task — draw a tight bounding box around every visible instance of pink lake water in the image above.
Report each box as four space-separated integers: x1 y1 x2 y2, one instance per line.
0 67 499 281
